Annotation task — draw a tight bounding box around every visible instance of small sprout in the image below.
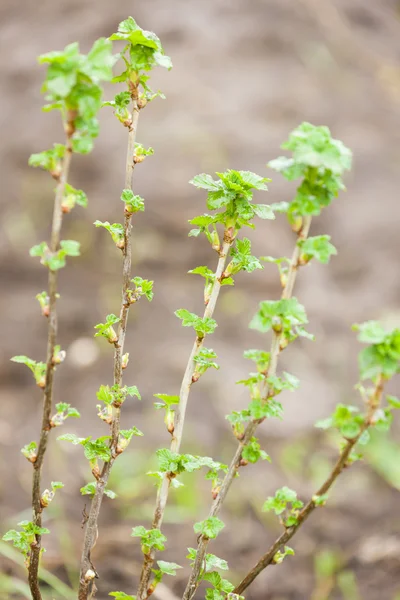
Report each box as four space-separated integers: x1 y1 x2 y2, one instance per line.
28 144 66 179
30 240 80 271
175 309 217 339
242 437 270 464
121 189 145 214
61 183 88 213
193 517 225 540
154 394 180 434
133 143 154 163
2 521 50 560
85 569 96 581
50 402 80 427
225 238 263 276
81 482 116 500
122 353 130 369
272 546 295 564
11 355 47 389
117 426 144 454
104 91 133 126
41 482 64 508
21 442 38 463
94 220 125 249
263 486 304 527
36 291 50 317
243 349 270 373
297 235 337 265
128 277 154 303
131 526 167 555
193 348 219 382
52 345 66 365
94 314 120 343
250 298 312 345
312 494 328 507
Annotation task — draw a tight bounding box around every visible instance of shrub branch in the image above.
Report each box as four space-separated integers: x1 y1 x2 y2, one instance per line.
28 126 73 600
182 217 312 600
137 234 234 600
233 374 385 595
78 97 140 600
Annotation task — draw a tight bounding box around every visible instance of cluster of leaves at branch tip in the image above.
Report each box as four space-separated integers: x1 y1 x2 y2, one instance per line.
30 37 117 158
268 122 352 230
314 322 400 451
105 16 172 126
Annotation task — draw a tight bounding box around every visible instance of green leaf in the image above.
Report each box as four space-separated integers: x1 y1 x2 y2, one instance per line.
315 403 363 438
250 297 312 345
62 183 88 211
242 437 270 463
131 277 154 302
29 144 65 174
109 593 136 600
51 481 64 490
175 309 217 337
94 220 125 248
353 323 400 380
352 321 388 344
387 395 400 409
253 204 275 220
193 348 219 378
80 481 117 499
156 561 182 576
243 349 270 373
227 238 263 275
263 486 303 517
94 314 120 342
297 235 337 264
121 189 145 213
154 394 180 407
193 517 225 539
97 385 114 405
131 526 166 552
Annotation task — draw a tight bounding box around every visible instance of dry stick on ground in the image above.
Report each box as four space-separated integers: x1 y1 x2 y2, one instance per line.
234 375 385 595
78 94 140 600
182 216 312 600
28 120 74 600
137 232 234 600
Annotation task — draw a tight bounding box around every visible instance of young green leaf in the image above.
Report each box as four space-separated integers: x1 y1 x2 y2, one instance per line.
193 517 225 539
297 235 337 265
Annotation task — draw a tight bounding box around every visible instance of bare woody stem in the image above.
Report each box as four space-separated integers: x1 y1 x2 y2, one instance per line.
136 233 234 600
28 128 73 600
234 375 385 595
182 217 312 600
78 97 140 600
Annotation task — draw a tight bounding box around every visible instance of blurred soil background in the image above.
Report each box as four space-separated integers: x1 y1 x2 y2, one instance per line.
1 1 400 599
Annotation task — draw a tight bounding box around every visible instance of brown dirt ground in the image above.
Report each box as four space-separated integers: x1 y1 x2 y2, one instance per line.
1 1 400 599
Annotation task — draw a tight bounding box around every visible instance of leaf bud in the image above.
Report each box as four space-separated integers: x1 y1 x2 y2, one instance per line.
85 569 96 581
271 317 282 333
290 216 303 233
122 353 130 369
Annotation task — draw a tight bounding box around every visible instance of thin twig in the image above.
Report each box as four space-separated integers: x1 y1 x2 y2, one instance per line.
28 125 74 600
182 217 312 600
136 232 234 600
234 376 385 595
78 97 140 600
